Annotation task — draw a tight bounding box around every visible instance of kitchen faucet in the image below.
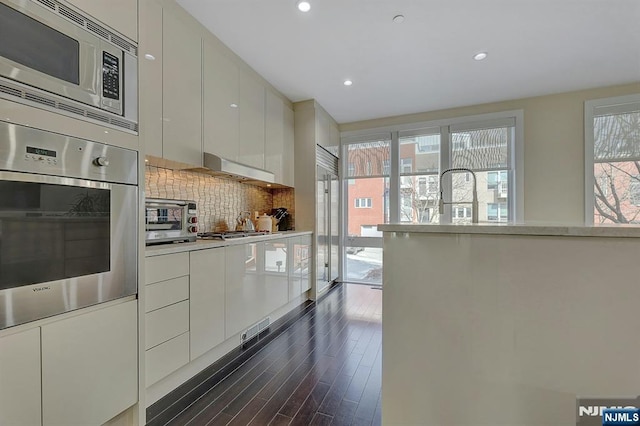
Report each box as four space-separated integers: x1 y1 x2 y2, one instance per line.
439 168 478 223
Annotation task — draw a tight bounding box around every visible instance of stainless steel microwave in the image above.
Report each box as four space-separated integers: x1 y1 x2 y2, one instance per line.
0 0 138 132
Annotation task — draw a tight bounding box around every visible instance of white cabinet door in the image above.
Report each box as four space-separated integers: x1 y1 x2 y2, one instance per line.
238 70 265 169
162 9 202 166
139 0 163 157
282 103 295 187
41 301 138 426
203 41 240 161
265 92 294 187
225 243 263 338
289 236 302 301
190 248 226 360
263 239 290 316
316 107 340 157
300 235 312 292
65 0 137 41
0 328 41 426
145 252 189 285
265 90 285 183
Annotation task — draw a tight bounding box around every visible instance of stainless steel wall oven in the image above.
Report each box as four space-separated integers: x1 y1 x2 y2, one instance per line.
0 120 138 329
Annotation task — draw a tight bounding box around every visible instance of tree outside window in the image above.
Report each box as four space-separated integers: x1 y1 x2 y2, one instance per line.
590 101 640 224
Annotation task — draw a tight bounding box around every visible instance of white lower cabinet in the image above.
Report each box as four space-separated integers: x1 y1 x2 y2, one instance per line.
146 332 190 387
0 328 42 426
189 248 226 360
300 235 312 292
225 243 262 338
145 300 190 350
264 239 290 316
289 235 312 299
144 253 191 386
41 300 138 426
289 236 302 300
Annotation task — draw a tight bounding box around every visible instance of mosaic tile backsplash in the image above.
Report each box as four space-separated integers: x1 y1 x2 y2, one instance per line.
145 166 295 232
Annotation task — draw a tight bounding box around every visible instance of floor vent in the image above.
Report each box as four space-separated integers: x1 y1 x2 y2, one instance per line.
240 317 271 344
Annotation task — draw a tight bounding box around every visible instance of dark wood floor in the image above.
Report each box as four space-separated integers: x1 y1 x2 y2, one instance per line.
158 283 382 426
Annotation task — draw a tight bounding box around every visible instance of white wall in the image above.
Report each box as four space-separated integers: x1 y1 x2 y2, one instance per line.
340 82 640 224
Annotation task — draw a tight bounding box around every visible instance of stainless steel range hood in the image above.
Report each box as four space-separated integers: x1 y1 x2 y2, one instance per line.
199 152 275 186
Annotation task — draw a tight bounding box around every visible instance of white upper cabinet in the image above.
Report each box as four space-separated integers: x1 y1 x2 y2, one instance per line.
65 0 137 41
265 90 294 187
203 41 240 161
316 106 340 157
238 69 266 169
138 0 163 158
162 8 202 166
0 328 41 426
138 2 294 174
283 103 295 186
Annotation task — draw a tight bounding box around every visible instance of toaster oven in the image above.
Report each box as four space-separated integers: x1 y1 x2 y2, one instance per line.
145 199 197 245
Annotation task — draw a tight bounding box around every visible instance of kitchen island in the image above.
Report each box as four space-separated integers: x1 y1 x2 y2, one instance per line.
378 223 640 425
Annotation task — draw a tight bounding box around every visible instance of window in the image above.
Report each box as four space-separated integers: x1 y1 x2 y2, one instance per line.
355 198 372 208
344 113 520 229
487 171 508 189
428 175 438 192
630 178 640 206
416 135 439 153
418 177 427 196
585 94 640 224
400 196 413 222
453 206 472 219
348 162 355 185
401 158 412 173
487 203 508 222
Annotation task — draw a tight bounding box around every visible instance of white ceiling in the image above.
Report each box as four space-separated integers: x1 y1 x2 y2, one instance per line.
177 0 640 124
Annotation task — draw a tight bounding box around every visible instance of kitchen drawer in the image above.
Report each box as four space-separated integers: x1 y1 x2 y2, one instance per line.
145 276 189 313
145 332 189 387
145 252 189 285
145 300 189 349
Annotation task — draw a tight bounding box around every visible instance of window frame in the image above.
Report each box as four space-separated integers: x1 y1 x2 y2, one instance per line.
584 94 640 225
342 110 524 225
354 197 372 208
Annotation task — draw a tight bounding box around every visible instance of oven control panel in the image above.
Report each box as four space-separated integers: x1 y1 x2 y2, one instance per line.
0 121 137 186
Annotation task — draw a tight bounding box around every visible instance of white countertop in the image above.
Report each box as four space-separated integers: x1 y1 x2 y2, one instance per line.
377 223 640 238
145 231 313 257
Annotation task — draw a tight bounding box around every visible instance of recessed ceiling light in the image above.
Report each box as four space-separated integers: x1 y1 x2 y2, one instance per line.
344 79 353 86
393 15 405 23
297 0 311 12
144 53 156 61
473 52 488 61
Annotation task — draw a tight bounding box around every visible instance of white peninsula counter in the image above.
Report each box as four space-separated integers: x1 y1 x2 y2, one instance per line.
378 223 640 425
